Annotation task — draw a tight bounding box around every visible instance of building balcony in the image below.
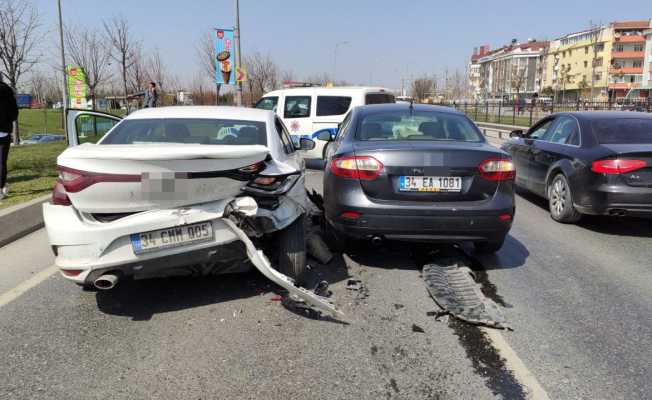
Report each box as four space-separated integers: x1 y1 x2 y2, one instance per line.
613 35 645 43
611 51 645 59
609 66 643 74
608 82 641 90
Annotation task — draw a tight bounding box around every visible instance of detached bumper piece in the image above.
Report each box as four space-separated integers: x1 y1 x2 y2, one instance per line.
423 258 507 329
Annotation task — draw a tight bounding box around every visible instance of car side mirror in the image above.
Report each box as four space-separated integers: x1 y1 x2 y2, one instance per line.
297 137 316 151
510 129 524 138
316 129 333 142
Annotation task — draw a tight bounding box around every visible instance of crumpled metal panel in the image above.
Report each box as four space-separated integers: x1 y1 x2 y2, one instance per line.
423 258 508 329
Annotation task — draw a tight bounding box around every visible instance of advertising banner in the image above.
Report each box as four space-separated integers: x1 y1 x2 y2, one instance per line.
214 29 235 85
66 66 88 108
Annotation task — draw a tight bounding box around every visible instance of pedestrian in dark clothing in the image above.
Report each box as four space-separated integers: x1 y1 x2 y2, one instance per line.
143 82 158 108
0 76 18 200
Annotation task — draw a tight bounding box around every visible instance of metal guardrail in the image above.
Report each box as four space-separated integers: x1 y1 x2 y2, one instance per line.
475 121 520 143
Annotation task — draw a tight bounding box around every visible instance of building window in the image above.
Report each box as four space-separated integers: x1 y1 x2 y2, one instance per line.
633 60 642 68
567 64 571 71
616 44 624 52
562 51 566 57
594 57 603 67
585 47 589 54
634 44 643 52
595 72 602 81
584 61 588 68
595 43 604 52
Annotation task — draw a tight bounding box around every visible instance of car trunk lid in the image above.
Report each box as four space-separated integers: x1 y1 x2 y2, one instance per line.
57 143 268 213
352 141 509 202
595 144 652 187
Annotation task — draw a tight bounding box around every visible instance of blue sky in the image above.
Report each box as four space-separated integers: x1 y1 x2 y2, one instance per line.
33 0 651 89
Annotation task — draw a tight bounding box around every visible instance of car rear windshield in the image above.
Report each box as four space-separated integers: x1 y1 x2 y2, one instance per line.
365 93 395 105
592 118 652 144
357 111 483 142
100 118 267 146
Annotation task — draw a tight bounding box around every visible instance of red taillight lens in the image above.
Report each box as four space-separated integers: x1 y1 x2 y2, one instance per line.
52 180 71 206
331 156 384 180
253 176 277 186
479 158 515 181
58 166 140 193
340 211 361 219
61 269 83 277
591 159 647 174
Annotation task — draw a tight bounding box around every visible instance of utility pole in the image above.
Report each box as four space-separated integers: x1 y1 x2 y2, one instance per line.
234 0 243 106
57 0 68 137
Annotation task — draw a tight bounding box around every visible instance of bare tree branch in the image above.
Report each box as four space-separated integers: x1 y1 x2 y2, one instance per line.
103 15 137 110
411 76 433 102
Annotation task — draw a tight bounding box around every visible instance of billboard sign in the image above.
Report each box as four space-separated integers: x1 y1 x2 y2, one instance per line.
67 66 88 108
214 29 235 85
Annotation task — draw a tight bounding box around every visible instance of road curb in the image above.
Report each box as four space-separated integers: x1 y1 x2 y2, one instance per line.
0 195 50 248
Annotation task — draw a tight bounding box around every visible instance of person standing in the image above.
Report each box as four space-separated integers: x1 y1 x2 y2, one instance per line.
143 82 158 108
0 76 18 200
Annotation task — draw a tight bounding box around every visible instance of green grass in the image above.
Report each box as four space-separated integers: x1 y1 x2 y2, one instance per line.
1 141 66 209
18 108 65 138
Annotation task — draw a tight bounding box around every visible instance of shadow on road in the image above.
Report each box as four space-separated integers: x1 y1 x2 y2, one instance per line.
95 256 350 321
471 235 530 271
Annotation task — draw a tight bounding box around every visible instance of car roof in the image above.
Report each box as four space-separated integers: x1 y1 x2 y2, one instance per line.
355 103 463 115
263 86 392 97
124 106 273 122
555 111 652 120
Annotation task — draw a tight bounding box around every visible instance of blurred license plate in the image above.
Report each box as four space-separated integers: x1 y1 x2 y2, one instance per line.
399 176 462 192
131 222 213 254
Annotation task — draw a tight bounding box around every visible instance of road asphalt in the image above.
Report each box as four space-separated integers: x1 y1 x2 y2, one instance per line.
0 169 650 400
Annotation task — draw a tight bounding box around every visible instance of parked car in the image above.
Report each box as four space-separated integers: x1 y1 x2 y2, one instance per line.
502 112 652 222
22 134 65 145
321 103 516 253
43 106 315 290
255 86 395 159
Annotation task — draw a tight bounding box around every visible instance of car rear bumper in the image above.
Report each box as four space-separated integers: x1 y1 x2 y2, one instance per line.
325 179 514 242
44 198 255 285
575 184 652 217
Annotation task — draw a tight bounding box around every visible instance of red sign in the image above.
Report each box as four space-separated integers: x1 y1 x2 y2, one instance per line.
216 30 224 39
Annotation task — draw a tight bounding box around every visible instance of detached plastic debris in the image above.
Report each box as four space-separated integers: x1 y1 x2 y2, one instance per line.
422 257 509 329
411 324 425 333
307 233 334 264
346 279 363 291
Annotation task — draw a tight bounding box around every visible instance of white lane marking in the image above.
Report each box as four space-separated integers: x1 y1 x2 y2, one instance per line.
483 327 551 400
0 265 58 309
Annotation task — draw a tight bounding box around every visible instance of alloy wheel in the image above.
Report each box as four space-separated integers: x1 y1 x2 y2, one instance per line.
550 178 567 217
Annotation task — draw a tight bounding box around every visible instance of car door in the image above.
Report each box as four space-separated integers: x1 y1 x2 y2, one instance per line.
66 109 122 146
505 117 555 188
528 116 580 196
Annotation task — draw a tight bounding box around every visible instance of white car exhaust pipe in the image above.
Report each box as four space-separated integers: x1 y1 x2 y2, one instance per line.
93 273 120 290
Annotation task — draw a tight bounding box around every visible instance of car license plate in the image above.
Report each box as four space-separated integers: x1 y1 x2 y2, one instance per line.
399 176 462 192
130 222 213 254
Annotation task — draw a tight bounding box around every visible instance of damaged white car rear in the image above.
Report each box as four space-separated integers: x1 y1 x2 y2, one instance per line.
43 106 342 317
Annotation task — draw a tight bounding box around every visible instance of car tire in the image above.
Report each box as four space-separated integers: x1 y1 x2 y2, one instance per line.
474 237 505 254
277 214 307 284
548 174 581 223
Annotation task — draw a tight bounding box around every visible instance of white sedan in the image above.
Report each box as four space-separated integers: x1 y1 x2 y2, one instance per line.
44 106 317 293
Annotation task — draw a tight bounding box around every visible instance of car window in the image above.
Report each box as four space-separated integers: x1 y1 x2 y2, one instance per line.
365 93 396 105
528 119 555 140
336 112 353 142
76 115 120 144
275 117 295 154
316 96 352 116
592 118 652 144
100 118 267 145
255 96 278 112
546 116 579 145
357 111 483 142
284 96 311 118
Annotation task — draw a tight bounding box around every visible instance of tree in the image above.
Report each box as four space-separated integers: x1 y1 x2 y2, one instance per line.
587 21 603 100
243 51 279 103
577 76 589 100
103 15 137 111
147 48 166 95
65 25 112 110
127 43 147 94
558 64 575 103
196 31 218 103
0 0 41 143
510 63 527 99
411 76 433 102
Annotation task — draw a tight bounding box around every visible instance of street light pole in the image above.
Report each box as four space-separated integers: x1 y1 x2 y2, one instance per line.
57 0 68 136
234 0 243 106
332 41 350 84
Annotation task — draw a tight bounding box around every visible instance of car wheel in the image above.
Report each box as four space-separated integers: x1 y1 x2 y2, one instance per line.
474 237 505 254
277 214 307 284
548 174 581 223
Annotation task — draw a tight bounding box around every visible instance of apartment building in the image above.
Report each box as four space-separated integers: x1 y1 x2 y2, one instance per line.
543 26 612 101
475 40 547 100
644 27 652 93
609 20 652 99
469 45 490 100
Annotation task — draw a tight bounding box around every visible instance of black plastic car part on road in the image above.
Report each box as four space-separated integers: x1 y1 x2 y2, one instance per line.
322 104 515 253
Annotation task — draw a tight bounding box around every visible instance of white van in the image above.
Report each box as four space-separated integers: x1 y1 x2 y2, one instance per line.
255 86 395 158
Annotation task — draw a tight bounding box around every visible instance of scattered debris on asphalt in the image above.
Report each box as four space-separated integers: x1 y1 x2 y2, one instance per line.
411 324 425 333
313 280 332 297
346 279 363 291
422 256 509 329
394 303 405 310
